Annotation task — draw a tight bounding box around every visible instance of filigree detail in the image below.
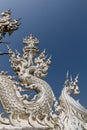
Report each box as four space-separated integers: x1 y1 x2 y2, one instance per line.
2 34 56 128
0 9 20 41
55 72 87 130
0 9 87 130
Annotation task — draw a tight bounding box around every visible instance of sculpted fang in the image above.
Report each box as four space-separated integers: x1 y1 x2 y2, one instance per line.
0 10 87 130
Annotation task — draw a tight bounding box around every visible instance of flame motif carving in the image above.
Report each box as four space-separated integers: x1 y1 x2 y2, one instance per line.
0 10 87 130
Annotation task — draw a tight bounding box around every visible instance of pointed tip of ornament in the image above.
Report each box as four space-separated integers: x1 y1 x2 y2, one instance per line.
66 71 69 79
49 55 52 60
70 75 72 82
75 73 79 83
43 49 46 53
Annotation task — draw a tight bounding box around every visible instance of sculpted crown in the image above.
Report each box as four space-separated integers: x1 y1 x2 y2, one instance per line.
8 34 51 81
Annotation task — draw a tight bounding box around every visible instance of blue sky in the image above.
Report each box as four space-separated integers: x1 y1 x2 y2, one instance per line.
0 0 87 107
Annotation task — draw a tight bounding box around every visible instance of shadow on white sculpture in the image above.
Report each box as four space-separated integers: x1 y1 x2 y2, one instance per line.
0 9 87 130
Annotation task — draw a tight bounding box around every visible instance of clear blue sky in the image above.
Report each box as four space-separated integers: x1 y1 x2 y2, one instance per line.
0 0 87 107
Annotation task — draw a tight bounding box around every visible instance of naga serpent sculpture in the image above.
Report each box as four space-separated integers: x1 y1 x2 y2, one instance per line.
56 73 87 130
0 34 58 129
0 9 87 130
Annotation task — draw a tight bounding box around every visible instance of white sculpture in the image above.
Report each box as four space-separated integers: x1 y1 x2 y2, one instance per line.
0 9 20 41
0 10 87 130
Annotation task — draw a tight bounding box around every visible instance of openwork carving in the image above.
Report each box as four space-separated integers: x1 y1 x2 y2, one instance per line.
0 10 87 130
0 9 20 41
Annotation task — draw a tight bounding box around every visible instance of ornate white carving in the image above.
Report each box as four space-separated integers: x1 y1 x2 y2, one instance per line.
0 9 20 41
0 9 87 130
